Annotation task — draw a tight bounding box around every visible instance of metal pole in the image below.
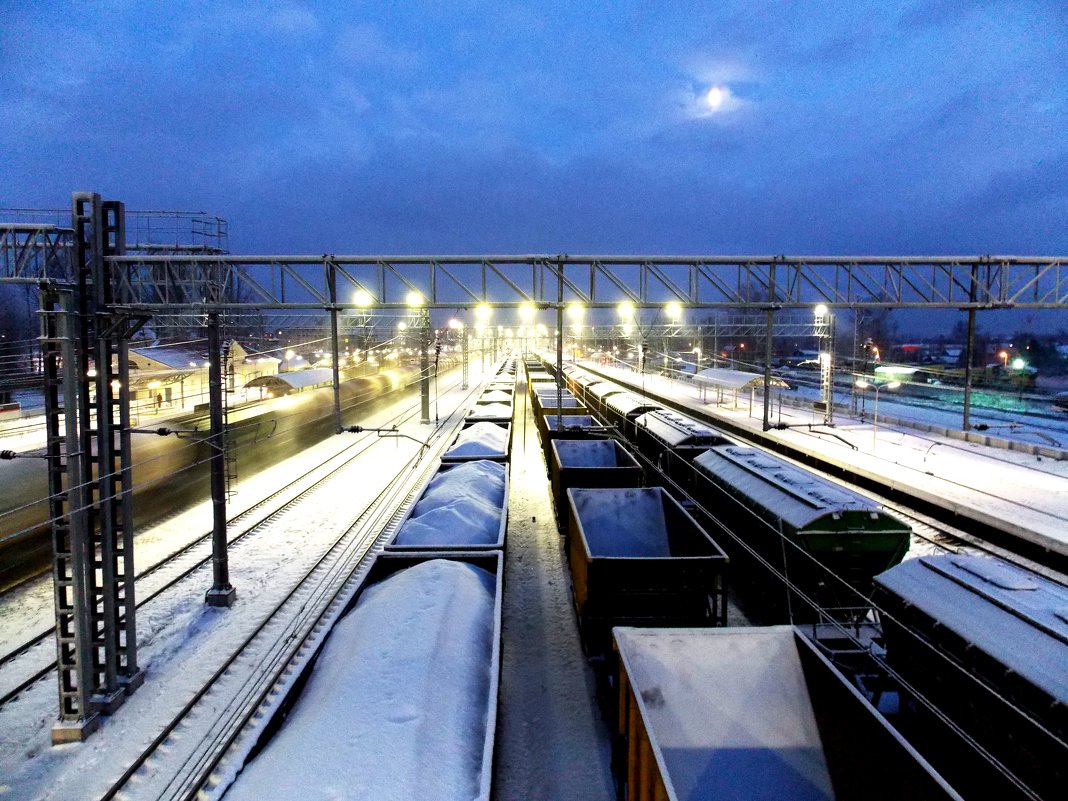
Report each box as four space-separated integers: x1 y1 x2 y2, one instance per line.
556 258 564 432
205 312 236 607
823 313 835 426
963 306 976 432
462 329 469 389
762 307 773 431
42 286 100 743
872 387 880 450
420 310 431 424
962 261 980 432
326 261 342 433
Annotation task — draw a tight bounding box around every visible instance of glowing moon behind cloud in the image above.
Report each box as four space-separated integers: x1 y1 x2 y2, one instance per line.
705 85 730 111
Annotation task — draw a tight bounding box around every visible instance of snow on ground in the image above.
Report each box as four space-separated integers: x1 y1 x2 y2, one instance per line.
223 559 496 801
0 365 497 800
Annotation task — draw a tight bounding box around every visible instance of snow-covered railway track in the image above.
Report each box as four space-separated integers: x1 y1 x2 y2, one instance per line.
0 385 462 708
97 435 452 801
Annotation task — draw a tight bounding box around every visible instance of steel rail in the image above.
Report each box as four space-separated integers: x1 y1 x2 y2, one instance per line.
96 381 475 800
0 375 474 706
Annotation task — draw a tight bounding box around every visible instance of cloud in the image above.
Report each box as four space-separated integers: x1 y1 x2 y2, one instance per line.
334 24 421 71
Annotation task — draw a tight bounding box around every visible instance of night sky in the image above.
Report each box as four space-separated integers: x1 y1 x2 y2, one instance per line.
3 2 1067 273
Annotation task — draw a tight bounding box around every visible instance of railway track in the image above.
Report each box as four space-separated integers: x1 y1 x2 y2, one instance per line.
0 376 476 708
97 419 459 800
0 372 487 800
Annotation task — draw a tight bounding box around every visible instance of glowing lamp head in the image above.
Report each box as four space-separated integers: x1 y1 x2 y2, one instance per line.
285 350 295 361
665 301 682 321
353 289 373 306
405 290 424 307
519 303 535 322
617 301 635 320
475 303 491 321
1012 358 1026 369
397 321 407 331
814 304 829 318
567 303 584 322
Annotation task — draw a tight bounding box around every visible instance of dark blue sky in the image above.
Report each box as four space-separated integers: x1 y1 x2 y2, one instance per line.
2 1 1067 268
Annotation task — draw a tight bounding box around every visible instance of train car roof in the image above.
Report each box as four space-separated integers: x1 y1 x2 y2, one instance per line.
874 555 1068 705
604 392 661 416
634 409 729 448
693 445 888 530
587 382 625 400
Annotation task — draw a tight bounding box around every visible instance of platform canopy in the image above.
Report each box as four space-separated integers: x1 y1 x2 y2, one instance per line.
694 367 789 390
245 367 333 392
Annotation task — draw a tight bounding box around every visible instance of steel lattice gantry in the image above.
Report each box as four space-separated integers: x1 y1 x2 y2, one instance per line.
101 253 1068 316
0 224 75 281
30 195 147 743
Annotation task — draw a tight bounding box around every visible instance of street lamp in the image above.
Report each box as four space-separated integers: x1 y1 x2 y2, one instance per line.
474 304 492 369
353 289 373 354
855 379 900 450
814 304 834 425
999 350 1009 368
567 303 584 362
618 301 639 370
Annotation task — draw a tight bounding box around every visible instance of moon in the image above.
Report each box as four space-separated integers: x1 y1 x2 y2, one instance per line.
704 85 730 111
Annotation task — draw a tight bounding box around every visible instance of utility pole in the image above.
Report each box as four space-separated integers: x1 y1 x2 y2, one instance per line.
205 312 236 607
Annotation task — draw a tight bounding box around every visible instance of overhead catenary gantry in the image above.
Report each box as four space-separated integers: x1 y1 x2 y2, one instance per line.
97 252 1068 316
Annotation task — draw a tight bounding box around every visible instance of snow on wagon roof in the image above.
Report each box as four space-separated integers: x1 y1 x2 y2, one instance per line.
635 409 727 448
875 555 1068 705
693 445 881 530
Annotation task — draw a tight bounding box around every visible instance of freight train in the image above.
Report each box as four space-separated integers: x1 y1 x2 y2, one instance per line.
559 361 912 611
0 364 435 589
873 553 1068 801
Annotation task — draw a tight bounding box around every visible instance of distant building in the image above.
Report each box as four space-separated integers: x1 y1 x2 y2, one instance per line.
125 340 278 408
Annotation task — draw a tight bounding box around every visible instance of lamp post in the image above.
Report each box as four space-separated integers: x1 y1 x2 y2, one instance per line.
855 380 900 450
475 304 491 372
406 291 430 424
814 304 834 425
618 301 637 371
568 303 584 363
353 288 373 357
519 303 535 361
450 318 467 389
